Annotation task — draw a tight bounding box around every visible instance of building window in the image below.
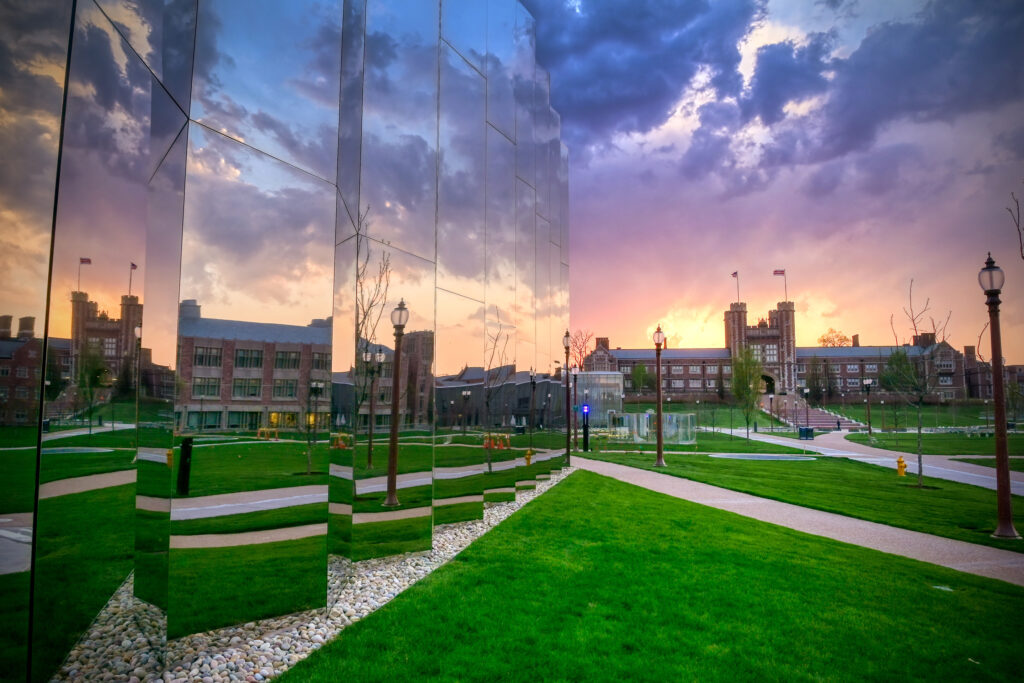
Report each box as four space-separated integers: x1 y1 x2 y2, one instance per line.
670 379 685 388
0 366 8 376
624 379 632 389
865 364 878 373
846 378 860 387
939 376 953 386
235 348 263 368
275 351 300 369
688 379 701 388
797 379 806 388
232 378 262 398
846 364 859 373
273 379 298 398
689 365 701 374
0 387 7 399
103 338 117 358
796 364 806 374
192 377 220 397
706 365 718 373
194 346 222 367
312 352 330 370
723 379 732 388
765 345 778 362
936 360 954 372
830 365 841 374
706 379 717 388
16 366 28 378
722 366 731 375
671 366 683 374
15 386 30 399
751 346 762 361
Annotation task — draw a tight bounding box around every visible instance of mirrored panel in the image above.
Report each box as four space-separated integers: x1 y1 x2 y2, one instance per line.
434 290 484 524
328 236 357 564
535 69 553 220
192 0 342 182
514 178 535 374
33 4 152 679
0 2 73 678
167 124 334 638
513 2 535 188
437 44 485 297
95 0 198 111
535 218 552 377
442 0 485 72
344 239 435 560
337 0 366 238
359 0 439 260
485 0 515 139
559 143 570 266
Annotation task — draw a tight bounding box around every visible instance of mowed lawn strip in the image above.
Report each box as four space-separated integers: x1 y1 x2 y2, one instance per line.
846 432 1024 456
585 451 1024 554
595 430 812 455
952 457 1024 472
281 471 1024 682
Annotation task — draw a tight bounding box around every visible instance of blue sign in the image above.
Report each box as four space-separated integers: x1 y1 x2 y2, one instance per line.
582 404 590 414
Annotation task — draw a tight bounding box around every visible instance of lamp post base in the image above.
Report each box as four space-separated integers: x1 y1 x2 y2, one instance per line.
991 523 1021 540
382 495 400 508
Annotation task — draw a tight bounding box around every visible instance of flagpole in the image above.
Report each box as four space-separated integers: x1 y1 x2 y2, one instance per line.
77 261 81 292
129 264 133 296
735 273 740 303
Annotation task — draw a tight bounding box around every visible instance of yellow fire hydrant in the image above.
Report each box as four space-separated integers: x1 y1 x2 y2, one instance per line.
896 456 907 477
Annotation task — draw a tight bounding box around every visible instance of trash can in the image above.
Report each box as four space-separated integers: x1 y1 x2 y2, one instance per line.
798 427 814 440
42 419 50 433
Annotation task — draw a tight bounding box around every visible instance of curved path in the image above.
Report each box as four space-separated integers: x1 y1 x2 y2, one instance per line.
576 456 1024 587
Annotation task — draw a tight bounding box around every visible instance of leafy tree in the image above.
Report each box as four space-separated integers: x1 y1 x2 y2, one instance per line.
805 357 826 405
77 342 109 435
44 346 67 402
818 328 851 347
631 363 649 397
879 347 937 487
731 346 763 438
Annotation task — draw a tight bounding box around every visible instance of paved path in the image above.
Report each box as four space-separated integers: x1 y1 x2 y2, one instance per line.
730 428 1024 495
575 456 1024 587
41 422 135 441
37 469 136 499
0 513 33 575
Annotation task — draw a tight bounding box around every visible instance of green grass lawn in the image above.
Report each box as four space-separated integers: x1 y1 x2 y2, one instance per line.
584 451 1024 553
623 401 786 429
0 572 29 683
952 457 1024 472
173 442 329 497
589 430 811 455
281 471 1024 682
847 432 1024 456
830 401 1016 428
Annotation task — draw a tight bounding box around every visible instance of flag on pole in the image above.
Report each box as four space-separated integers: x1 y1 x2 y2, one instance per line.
773 269 785 276
731 271 738 278
130 262 138 270
774 268 788 301
77 257 91 291
79 257 92 265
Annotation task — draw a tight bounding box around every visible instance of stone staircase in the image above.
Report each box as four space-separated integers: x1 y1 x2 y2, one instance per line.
761 398 862 431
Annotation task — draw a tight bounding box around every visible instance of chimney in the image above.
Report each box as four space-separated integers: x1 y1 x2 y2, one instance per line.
17 316 34 340
595 337 609 350
851 334 860 347
179 299 201 320
0 315 11 339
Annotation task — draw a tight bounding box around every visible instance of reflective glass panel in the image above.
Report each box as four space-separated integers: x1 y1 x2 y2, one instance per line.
485 0 515 138
535 69 552 220
514 178 535 373
442 0 486 72
438 44 485 297
192 0 342 182
434 290 484 524
337 0 366 239
535 218 551 376
559 143 570 265
359 0 439 260
513 2 535 188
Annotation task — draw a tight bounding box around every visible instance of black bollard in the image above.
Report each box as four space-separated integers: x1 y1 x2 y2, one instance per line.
177 437 193 496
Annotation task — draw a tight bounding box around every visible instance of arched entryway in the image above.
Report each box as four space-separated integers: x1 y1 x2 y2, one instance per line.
761 374 776 395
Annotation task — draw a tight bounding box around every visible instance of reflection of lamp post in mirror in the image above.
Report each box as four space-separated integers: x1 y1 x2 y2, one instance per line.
768 393 774 433
978 254 1019 539
461 389 471 432
803 387 810 428
383 299 408 508
307 380 325 475
362 350 385 467
563 331 571 464
862 378 873 436
134 325 141 439
571 365 579 451
528 368 536 455
653 325 666 467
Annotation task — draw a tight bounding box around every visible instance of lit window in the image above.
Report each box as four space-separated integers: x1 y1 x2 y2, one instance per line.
865 364 878 373
938 376 953 386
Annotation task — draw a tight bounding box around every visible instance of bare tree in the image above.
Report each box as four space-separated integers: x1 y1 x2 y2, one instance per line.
1009 179 1023 260
482 311 512 471
569 328 593 370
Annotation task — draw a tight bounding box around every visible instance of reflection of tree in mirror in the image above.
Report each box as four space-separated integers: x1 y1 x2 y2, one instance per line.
483 311 512 470
353 206 391 467
77 342 109 434
569 328 593 370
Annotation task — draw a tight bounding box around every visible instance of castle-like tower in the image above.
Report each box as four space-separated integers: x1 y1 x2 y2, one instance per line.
724 301 796 392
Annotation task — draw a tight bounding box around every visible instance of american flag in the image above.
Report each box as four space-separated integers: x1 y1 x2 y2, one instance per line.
130 262 138 270
79 257 91 265
731 271 738 278
773 269 785 276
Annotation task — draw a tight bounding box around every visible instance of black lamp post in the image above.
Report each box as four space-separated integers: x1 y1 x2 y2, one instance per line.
461 389 471 432
863 378 873 436
979 254 1019 539
307 379 324 475
383 299 408 508
563 330 571 466
571 365 579 450
768 393 774 433
653 325 666 467
528 368 536 454
363 350 384 467
803 387 810 428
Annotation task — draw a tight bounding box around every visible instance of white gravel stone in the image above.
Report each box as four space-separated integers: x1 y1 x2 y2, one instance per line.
54 468 574 681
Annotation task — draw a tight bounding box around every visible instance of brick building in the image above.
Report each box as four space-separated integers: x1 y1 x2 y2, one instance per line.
586 300 979 402
176 300 332 431
70 291 142 377
0 316 73 426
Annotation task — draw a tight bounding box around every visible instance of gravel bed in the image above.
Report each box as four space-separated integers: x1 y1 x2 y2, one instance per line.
55 467 575 682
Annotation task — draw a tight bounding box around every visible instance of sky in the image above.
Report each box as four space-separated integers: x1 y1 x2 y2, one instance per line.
524 0 1024 362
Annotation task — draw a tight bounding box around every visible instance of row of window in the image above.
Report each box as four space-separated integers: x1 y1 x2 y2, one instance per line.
194 346 329 370
192 377 324 399
797 363 879 374
0 366 36 378
627 365 733 375
0 386 32 399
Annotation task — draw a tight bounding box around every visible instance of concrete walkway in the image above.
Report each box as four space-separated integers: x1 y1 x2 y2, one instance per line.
730 428 1024 495
37 469 136 499
575 456 1024 587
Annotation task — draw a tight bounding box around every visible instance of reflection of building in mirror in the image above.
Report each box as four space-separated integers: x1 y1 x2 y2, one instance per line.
176 300 332 432
573 371 624 428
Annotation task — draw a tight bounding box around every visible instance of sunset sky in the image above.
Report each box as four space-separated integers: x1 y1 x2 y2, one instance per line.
528 0 1024 362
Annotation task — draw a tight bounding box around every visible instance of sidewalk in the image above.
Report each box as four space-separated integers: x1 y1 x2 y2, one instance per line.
575 456 1024 587
729 428 1024 496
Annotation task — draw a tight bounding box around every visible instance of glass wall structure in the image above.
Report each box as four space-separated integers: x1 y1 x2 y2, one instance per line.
1 0 568 677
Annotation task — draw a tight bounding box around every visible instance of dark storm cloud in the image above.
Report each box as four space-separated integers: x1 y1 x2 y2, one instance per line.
994 126 1024 161
801 161 845 198
740 32 833 125
852 144 923 196
522 0 763 150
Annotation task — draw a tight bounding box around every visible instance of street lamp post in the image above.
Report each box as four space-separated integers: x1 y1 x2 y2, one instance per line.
768 393 774 433
863 378 873 436
571 365 579 451
461 389 471 432
528 368 536 455
563 330 571 466
978 254 1019 539
696 399 701 430
803 387 810 428
383 299 409 508
363 350 384 467
653 325 666 467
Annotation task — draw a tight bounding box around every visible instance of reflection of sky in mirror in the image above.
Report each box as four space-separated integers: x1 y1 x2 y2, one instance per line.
180 124 334 326
192 0 341 181
436 290 485 377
